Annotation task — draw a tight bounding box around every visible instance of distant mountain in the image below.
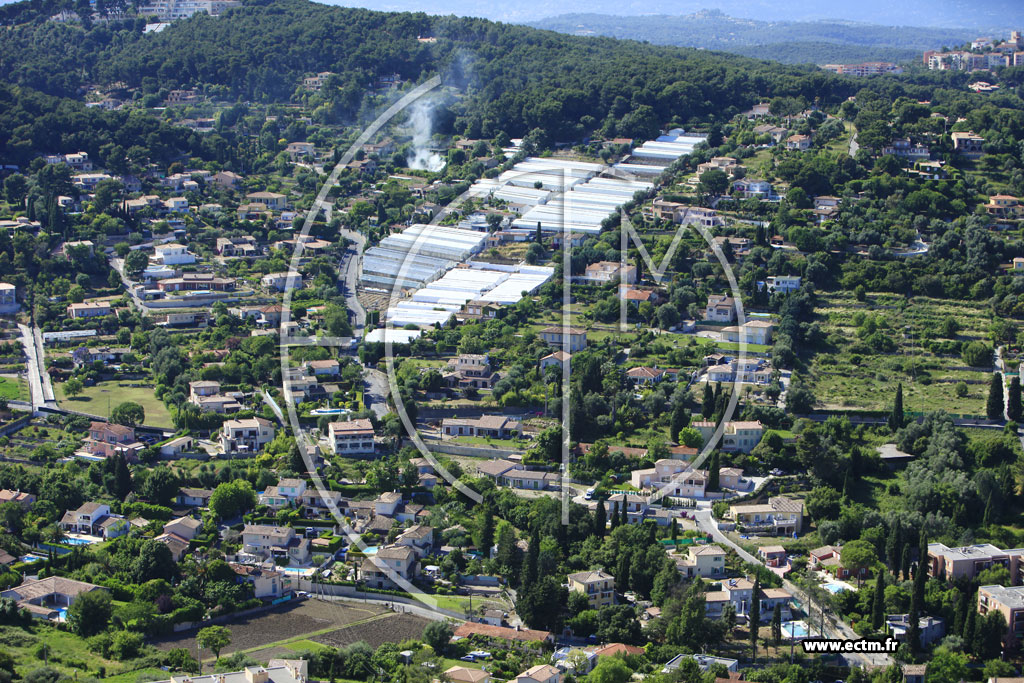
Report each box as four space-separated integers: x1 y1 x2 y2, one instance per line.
526 11 974 64
318 0 1016 30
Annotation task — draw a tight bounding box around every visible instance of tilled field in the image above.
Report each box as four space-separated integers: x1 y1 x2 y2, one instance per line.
313 612 433 649
151 599 386 657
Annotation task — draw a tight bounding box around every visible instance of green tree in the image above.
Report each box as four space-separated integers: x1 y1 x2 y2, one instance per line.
593 499 606 537
422 620 452 656
701 382 714 419
840 539 876 586
987 372 1005 421
707 452 720 491
748 577 760 661
63 377 84 398
111 401 145 426
699 169 729 196
478 506 495 558
323 302 353 337
962 341 992 367
927 650 968 683
888 382 904 431
209 480 257 519
139 466 178 505
670 402 689 443
1008 376 1021 422
588 657 633 683
771 603 782 645
123 249 149 275
67 589 112 636
871 571 885 630
197 626 231 661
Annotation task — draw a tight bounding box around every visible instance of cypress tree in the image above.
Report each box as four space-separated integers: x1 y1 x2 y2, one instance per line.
988 372 1005 421
616 551 632 592
707 452 720 492
984 492 995 526
901 544 911 581
907 564 922 653
1009 376 1022 422
886 522 902 572
610 502 620 529
888 383 905 431
702 383 715 419
871 571 885 630
963 593 978 654
480 506 495 558
952 590 967 638
594 500 606 537
535 221 542 243
521 528 539 590
771 603 782 645
670 402 689 443
619 500 628 527
670 517 678 543
749 577 761 661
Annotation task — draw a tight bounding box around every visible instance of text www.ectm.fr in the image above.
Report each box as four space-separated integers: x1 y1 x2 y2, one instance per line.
802 638 900 654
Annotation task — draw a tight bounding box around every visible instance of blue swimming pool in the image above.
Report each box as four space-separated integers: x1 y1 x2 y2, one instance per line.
782 621 809 638
19 554 45 563
63 537 95 546
822 582 850 594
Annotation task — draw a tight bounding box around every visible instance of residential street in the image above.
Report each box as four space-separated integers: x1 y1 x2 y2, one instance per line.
693 509 892 668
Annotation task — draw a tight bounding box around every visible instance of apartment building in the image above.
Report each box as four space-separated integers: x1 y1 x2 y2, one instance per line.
360 545 418 590
221 417 276 455
328 419 376 455
152 243 196 265
580 261 638 285
676 544 727 579
952 131 986 158
241 524 311 565
928 543 1024 583
978 584 1024 639
0 283 17 313
67 301 111 318
691 420 764 453
567 569 616 609
539 326 587 352
705 294 737 322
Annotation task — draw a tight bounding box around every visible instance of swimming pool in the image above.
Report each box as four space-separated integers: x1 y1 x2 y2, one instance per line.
19 554 45 563
311 408 351 416
279 566 316 576
822 581 851 594
63 537 96 546
782 621 809 638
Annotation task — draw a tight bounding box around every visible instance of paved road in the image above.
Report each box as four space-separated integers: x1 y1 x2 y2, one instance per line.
337 230 367 335
17 324 45 409
693 509 892 668
32 326 54 403
363 367 391 419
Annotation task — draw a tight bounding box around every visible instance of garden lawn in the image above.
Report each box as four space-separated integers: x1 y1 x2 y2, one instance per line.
56 380 174 428
0 376 27 401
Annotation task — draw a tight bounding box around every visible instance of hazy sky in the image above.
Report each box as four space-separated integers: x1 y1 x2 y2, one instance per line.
319 0 1022 29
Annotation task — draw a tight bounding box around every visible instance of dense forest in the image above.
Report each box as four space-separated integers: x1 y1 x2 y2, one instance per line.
529 11 970 65
0 0 967 151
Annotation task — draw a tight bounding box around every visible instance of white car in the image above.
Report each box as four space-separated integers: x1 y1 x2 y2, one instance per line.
584 488 595 500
